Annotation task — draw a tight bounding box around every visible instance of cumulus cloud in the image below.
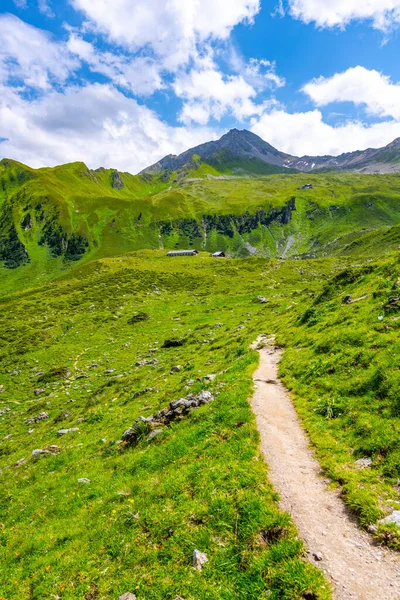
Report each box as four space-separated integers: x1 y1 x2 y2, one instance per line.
174 58 284 124
0 14 79 89
70 0 260 68
0 82 218 171
67 34 163 95
286 0 400 30
303 66 400 120
251 108 400 156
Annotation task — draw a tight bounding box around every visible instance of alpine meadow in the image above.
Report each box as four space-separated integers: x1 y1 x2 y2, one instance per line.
3 1 400 598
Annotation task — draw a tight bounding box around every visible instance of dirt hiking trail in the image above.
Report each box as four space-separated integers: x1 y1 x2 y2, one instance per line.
251 336 400 600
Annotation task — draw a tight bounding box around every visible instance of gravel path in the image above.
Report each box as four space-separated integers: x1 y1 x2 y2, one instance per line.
251 337 400 600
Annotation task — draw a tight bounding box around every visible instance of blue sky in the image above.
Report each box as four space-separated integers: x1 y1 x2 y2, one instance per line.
1 0 400 172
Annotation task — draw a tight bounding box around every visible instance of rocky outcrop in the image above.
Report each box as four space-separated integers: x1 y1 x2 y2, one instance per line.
111 170 124 189
121 390 214 446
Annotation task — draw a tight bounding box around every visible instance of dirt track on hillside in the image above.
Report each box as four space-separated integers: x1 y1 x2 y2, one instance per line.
251 336 400 599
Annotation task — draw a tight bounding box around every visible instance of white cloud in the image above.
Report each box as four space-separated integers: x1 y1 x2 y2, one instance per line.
251 108 400 156
0 82 218 172
0 14 78 89
70 0 260 68
67 34 163 95
174 58 284 125
287 0 400 30
303 66 400 120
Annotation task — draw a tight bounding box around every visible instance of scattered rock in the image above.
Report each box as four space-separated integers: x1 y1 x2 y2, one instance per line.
355 457 372 469
133 388 156 399
147 429 163 441
54 410 71 423
343 295 353 304
118 593 136 600
193 549 208 570
204 374 216 382
122 391 214 446
0 407 10 416
170 365 182 373
78 478 91 484
104 369 116 374
32 445 60 457
135 359 158 367
14 457 27 467
162 338 185 348
128 312 150 324
34 388 46 396
57 428 79 436
25 411 49 425
256 296 269 304
379 511 400 526
89 363 99 369
368 524 378 534
313 552 323 562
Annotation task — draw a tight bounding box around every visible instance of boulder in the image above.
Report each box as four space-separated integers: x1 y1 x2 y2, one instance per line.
193 549 208 570
32 445 60 457
57 428 79 436
147 429 163 441
355 457 372 469
25 411 49 425
379 511 400 526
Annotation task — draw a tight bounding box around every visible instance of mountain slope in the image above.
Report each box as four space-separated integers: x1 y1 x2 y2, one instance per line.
141 128 296 175
143 129 400 175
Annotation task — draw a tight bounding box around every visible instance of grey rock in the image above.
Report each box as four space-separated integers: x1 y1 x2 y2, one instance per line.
193 549 208 570
135 359 158 367
0 407 10 416
55 410 71 422
111 170 124 189
147 429 163 441
256 296 269 304
14 457 27 467
78 478 91 484
32 445 60 457
133 387 155 399
355 457 372 468
170 365 182 373
104 369 116 374
118 593 136 600
57 428 79 436
368 525 378 534
379 511 400 526
34 388 46 396
25 411 49 425
313 552 323 562
343 295 353 304
0 385 4 393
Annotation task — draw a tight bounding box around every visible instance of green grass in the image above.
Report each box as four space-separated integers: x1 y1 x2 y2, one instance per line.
0 253 333 599
276 253 400 546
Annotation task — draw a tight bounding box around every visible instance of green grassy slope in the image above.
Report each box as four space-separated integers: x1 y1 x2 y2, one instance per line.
2 156 400 295
0 253 333 600
276 253 400 547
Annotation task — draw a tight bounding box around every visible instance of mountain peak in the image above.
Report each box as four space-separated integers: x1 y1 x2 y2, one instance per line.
140 128 291 175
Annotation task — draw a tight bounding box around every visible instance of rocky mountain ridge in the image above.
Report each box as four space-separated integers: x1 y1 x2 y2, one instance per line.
141 129 400 175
